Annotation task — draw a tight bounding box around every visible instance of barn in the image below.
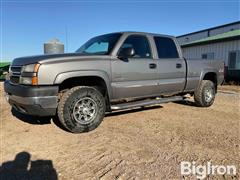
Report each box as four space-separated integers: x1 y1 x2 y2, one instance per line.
177 21 240 81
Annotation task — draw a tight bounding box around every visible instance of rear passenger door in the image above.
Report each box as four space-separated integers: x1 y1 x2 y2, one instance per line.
111 35 159 99
153 36 186 94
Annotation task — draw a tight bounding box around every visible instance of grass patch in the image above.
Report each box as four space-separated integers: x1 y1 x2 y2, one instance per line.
0 62 10 80
0 62 11 68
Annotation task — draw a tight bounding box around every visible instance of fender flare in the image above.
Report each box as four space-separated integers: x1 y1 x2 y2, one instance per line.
199 69 218 86
54 70 112 98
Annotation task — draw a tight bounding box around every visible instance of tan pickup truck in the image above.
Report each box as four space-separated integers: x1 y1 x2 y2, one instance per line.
4 32 224 133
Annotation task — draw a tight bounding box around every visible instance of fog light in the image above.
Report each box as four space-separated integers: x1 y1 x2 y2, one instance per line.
20 77 32 85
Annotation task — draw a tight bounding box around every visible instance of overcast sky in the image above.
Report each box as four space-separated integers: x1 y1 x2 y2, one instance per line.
1 0 239 60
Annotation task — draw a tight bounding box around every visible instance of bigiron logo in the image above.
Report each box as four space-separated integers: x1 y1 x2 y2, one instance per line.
180 161 237 179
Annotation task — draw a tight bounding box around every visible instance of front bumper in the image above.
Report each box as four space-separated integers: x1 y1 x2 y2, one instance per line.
4 81 58 116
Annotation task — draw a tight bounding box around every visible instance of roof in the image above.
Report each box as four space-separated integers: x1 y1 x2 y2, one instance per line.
181 29 240 47
107 31 175 38
177 21 240 38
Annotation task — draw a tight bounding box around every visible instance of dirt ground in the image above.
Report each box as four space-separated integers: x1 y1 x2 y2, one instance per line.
0 82 239 179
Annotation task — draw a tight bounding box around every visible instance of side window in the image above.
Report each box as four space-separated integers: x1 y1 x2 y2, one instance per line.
229 51 240 70
202 52 214 60
119 35 152 58
202 54 208 59
154 37 179 58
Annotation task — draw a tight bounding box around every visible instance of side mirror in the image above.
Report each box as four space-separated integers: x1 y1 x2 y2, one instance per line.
118 47 135 60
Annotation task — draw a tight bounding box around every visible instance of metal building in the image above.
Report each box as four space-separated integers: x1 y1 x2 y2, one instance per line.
44 39 64 54
177 21 240 81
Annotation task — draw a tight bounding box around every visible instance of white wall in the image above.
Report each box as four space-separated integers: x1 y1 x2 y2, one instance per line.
182 40 240 65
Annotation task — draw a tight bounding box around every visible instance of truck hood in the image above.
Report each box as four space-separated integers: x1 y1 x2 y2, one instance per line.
11 53 111 66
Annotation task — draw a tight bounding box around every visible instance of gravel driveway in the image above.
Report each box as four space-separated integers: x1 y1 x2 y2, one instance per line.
0 82 239 179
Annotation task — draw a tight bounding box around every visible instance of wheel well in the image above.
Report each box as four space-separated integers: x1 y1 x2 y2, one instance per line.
59 76 111 111
203 72 217 92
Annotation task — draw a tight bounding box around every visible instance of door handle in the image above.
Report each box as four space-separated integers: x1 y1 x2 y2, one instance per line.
149 63 157 69
176 63 182 68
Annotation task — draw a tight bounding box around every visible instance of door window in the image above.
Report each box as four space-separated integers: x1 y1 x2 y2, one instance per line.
154 36 179 58
119 35 152 58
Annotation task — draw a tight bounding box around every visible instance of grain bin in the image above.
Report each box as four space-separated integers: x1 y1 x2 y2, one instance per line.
44 39 64 54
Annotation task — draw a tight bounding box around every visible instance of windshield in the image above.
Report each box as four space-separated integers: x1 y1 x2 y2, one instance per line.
76 33 122 55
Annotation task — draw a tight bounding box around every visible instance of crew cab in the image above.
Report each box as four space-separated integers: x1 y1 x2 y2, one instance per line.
4 32 224 133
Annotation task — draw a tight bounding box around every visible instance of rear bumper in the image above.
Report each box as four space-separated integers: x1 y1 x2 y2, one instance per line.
4 81 58 116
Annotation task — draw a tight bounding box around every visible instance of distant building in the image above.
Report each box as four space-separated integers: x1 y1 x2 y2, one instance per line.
44 39 64 54
177 21 240 81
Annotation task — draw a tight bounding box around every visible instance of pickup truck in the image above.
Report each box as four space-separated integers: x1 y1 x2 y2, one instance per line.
4 32 224 133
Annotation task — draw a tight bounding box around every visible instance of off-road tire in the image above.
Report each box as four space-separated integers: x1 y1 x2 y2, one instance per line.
58 86 106 133
194 80 215 107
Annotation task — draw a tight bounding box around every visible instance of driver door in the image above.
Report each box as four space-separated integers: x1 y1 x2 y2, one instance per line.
111 35 159 100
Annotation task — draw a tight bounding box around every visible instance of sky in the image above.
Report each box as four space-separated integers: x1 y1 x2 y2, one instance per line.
0 0 239 61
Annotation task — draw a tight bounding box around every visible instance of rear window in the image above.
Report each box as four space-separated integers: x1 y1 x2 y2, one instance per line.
154 37 179 58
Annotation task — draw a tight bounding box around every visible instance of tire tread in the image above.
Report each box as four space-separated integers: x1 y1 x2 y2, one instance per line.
57 86 105 133
194 80 215 107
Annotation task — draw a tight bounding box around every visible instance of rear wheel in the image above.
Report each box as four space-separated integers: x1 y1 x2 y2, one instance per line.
194 80 215 107
58 86 106 133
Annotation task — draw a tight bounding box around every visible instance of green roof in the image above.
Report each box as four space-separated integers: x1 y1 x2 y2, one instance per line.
182 29 240 47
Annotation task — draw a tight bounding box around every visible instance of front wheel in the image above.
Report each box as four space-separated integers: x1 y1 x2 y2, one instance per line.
194 80 216 107
58 86 106 133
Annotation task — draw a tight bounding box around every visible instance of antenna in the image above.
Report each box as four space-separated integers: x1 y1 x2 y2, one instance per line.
65 26 68 53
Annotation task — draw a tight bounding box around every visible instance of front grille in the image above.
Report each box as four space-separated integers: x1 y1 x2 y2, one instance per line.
11 66 22 73
10 76 20 84
9 66 22 84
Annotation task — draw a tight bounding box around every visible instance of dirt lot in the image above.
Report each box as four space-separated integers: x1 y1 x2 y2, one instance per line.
0 82 239 179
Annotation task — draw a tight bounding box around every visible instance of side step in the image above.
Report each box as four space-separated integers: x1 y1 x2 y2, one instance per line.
111 96 184 111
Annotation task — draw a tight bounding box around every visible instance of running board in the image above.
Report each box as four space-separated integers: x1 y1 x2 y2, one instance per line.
111 96 184 111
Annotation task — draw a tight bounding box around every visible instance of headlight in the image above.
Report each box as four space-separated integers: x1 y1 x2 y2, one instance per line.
21 63 40 73
20 63 40 85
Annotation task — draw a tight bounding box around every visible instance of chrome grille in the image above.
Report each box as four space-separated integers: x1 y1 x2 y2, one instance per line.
10 66 22 84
